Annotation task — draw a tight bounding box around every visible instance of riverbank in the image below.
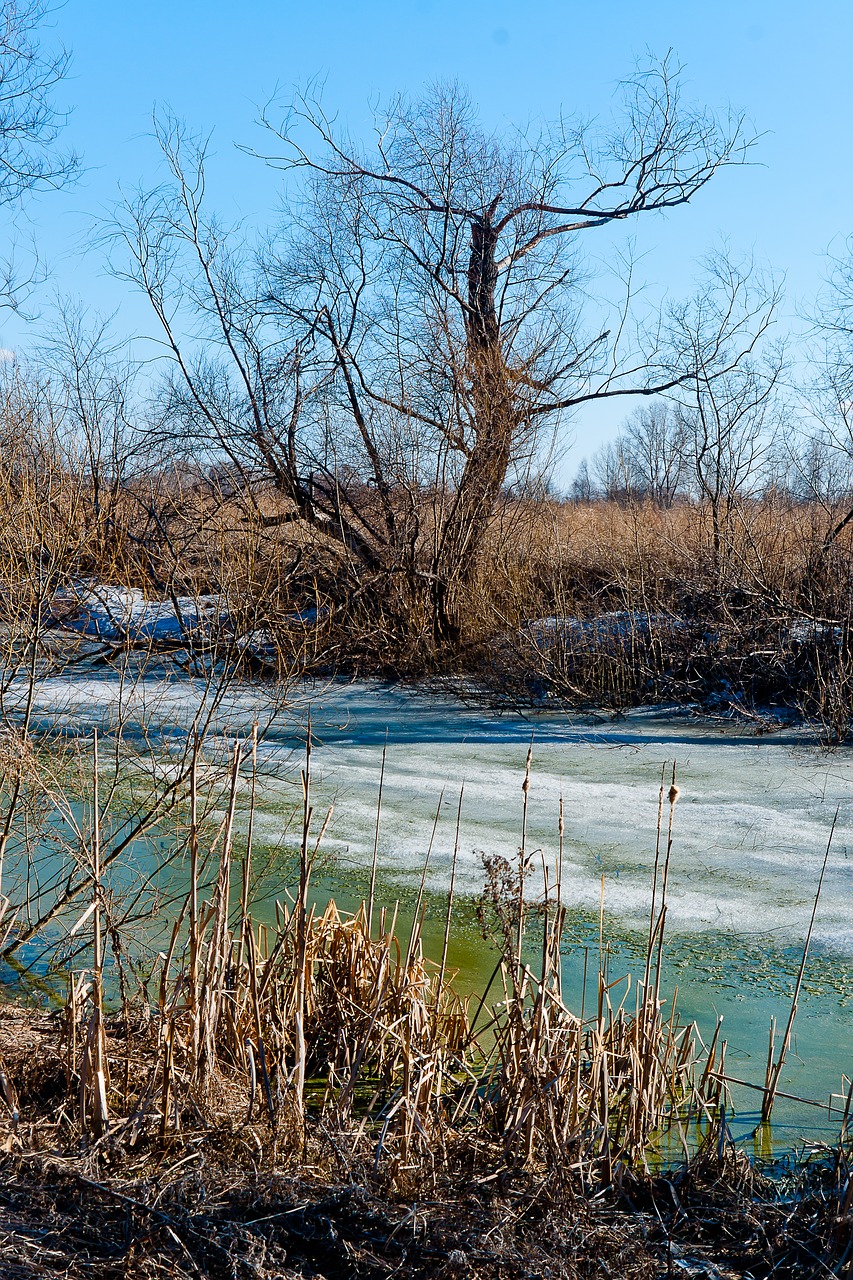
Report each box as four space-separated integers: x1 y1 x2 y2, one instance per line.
0 1005 843 1280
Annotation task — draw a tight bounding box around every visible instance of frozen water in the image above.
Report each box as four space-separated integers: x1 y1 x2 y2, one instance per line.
9 670 853 955
275 687 853 954
12 669 853 1143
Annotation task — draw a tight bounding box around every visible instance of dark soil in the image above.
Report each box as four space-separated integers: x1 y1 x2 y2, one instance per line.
0 1006 847 1279
0 1151 844 1279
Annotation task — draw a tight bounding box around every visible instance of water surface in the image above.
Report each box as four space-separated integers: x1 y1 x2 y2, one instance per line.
11 670 853 1151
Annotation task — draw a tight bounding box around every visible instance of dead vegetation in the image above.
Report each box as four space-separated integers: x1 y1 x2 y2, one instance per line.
0 740 851 1276
0 1140 843 1279
6 332 853 739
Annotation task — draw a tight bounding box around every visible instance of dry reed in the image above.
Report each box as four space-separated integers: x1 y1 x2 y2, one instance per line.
36 737 723 1193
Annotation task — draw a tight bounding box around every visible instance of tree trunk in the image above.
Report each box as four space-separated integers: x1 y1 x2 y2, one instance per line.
431 215 518 637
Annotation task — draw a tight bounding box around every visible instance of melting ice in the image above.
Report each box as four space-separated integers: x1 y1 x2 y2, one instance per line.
10 671 853 956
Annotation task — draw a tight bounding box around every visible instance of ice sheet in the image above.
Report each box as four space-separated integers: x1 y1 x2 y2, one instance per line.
8 672 853 952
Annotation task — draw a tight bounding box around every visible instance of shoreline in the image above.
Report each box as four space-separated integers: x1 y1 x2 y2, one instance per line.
0 1003 842 1280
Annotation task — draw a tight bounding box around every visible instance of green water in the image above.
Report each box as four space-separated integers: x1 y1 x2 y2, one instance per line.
5 672 853 1156
152 820 853 1155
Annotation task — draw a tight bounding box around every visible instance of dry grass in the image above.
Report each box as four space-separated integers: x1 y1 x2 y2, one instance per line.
1 737 851 1275
458 496 853 738
0 740 715 1176
468 495 840 639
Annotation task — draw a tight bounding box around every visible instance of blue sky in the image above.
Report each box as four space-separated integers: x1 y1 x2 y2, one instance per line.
3 0 852 474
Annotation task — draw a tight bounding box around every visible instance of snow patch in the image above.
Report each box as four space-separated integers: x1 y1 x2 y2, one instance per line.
49 583 229 644
524 611 683 652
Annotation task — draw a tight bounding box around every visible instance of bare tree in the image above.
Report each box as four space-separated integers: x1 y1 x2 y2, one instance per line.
569 456 594 502
0 1 75 202
805 240 853 549
591 436 631 501
660 254 783 575
619 401 689 506
36 302 140 571
589 402 688 505
0 1 77 305
115 63 751 646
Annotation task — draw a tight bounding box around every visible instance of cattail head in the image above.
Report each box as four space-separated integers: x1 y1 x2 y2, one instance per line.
668 784 680 805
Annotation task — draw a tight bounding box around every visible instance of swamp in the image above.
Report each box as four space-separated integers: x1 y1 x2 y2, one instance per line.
5 3 853 1273
5 662 853 1276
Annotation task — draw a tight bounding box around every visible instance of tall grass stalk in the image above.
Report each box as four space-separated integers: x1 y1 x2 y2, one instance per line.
13 743 749 1183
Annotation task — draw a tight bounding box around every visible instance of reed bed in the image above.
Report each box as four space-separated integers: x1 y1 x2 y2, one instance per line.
1 742 720 1192
1 740 851 1277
